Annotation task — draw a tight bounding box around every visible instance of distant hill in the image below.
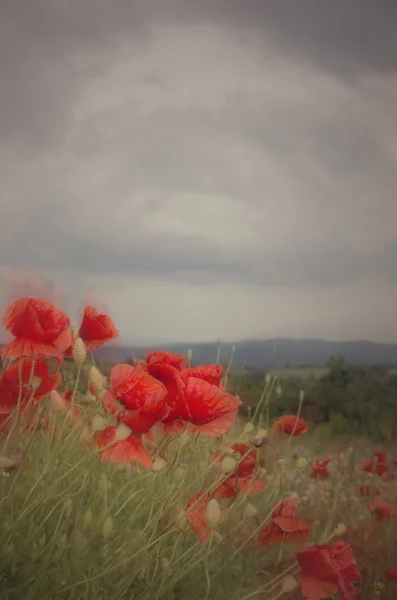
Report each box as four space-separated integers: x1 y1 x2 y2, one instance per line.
93 338 397 369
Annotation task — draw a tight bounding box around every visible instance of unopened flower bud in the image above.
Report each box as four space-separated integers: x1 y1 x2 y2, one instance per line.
152 456 167 473
281 575 298 593
72 338 86 365
276 385 282 397
296 457 308 469
30 376 42 391
63 497 73 518
89 367 106 395
173 466 187 482
243 422 255 434
115 423 132 442
83 509 93 530
0 456 15 469
160 557 170 572
205 498 221 529
299 390 305 403
334 522 347 536
220 455 237 473
243 503 259 518
101 516 114 538
92 414 109 432
256 428 268 438
265 373 271 384
187 349 193 361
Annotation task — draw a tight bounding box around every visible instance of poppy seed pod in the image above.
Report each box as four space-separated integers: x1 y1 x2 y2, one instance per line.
72 337 86 365
281 575 298 593
205 498 221 529
114 423 132 442
243 422 255 433
152 456 167 472
243 503 259 519
220 455 238 473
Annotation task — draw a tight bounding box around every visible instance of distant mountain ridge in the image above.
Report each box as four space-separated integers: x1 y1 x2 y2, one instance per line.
93 338 397 369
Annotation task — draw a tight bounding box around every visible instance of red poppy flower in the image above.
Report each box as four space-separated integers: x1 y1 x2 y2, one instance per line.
295 541 361 600
182 364 223 388
179 376 241 436
384 567 397 582
212 443 266 498
185 491 211 543
258 498 311 547
0 358 61 414
273 415 309 437
367 498 396 521
96 425 152 467
311 458 332 480
380 472 394 482
98 363 171 434
0 297 72 360
146 362 187 420
76 306 118 351
359 484 380 498
362 451 389 476
146 351 187 371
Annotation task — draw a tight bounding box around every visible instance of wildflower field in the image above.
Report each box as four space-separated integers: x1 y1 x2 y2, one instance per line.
0 297 397 599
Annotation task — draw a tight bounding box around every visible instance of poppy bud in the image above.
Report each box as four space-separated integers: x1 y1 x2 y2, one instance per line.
114 423 132 442
205 498 221 529
243 422 255 434
220 455 238 474
243 503 259 518
172 466 187 482
161 557 170 572
89 367 106 395
30 376 42 391
334 522 347 536
175 509 189 530
102 516 114 538
0 456 14 469
276 385 282 397
299 390 305 402
152 456 167 472
83 509 93 530
256 428 268 438
98 473 110 494
187 349 193 361
72 338 86 365
281 575 298 593
63 497 73 518
92 414 109 432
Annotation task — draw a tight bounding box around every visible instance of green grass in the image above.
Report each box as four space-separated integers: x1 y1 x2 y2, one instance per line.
1 364 397 599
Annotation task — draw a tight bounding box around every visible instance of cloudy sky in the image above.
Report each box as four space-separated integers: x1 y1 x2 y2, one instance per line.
1 0 397 345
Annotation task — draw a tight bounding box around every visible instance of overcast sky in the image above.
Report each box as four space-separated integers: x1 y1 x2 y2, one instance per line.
1 0 397 345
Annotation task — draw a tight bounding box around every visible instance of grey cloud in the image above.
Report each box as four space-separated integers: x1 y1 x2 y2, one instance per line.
1 0 397 296
8 220 397 289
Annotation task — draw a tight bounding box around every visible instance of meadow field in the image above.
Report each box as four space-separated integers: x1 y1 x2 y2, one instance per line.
1 298 397 600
